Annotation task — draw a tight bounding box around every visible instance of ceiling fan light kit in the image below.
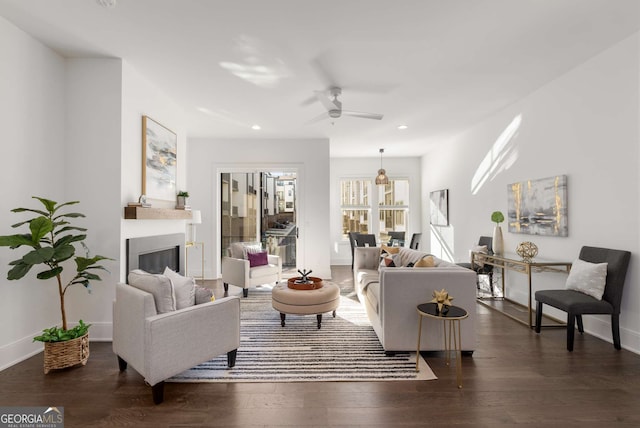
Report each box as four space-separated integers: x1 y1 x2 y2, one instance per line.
310 86 383 122
375 148 389 185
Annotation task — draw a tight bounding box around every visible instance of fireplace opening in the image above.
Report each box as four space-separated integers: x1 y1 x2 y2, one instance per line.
126 233 186 277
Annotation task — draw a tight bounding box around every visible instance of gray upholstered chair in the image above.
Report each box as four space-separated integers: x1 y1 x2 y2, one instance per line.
113 282 241 404
535 246 631 351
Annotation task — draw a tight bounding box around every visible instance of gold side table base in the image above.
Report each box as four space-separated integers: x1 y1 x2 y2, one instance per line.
416 303 468 389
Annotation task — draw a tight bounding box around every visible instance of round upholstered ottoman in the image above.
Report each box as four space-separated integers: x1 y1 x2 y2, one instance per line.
271 282 340 329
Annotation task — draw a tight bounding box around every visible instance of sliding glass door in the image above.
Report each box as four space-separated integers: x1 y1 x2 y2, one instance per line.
220 171 298 273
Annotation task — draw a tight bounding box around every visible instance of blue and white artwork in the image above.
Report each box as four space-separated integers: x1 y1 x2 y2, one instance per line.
143 116 177 202
507 175 568 237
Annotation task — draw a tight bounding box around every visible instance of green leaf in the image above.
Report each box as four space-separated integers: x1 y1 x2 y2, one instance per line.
75 255 111 271
7 262 33 280
53 212 85 220
0 234 36 248
11 207 49 217
37 266 63 280
52 244 75 262
54 226 87 236
32 196 58 213
29 216 53 243
49 200 80 215
491 211 504 224
23 247 55 264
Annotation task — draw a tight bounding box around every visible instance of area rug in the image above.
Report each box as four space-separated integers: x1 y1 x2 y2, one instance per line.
168 284 436 383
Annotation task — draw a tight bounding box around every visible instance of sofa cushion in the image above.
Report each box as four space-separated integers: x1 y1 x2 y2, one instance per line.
229 241 263 259
249 263 280 279
128 269 176 314
364 281 380 314
164 267 196 309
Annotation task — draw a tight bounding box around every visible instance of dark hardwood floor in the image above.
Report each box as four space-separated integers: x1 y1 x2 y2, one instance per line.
2 265 640 427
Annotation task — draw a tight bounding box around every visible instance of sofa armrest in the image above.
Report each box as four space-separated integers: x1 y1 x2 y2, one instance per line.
144 296 241 386
113 283 157 373
221 256 250 286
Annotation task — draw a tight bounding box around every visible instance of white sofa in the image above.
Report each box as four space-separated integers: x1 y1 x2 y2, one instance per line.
353 246 477 353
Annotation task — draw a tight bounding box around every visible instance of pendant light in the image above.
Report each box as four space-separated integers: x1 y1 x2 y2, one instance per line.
375 148 389 185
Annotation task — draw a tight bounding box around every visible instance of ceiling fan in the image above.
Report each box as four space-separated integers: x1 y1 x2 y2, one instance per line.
308 87 383 123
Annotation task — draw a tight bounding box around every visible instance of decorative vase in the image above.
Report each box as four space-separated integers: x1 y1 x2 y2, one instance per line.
492 226 504 256
43 333 90 374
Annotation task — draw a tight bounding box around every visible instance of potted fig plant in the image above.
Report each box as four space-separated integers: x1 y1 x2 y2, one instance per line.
0 197 111 373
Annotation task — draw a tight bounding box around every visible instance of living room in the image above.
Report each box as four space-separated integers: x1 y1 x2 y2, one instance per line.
1 0 640 425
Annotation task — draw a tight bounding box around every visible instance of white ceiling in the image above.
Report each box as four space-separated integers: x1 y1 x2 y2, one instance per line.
1 0 639 157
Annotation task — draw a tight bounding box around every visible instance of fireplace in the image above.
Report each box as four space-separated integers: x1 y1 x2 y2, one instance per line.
126 233 186 276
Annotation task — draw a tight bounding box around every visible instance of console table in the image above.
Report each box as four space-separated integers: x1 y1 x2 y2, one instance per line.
471 252 571 328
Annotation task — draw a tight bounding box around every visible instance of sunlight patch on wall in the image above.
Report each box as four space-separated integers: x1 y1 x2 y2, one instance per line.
430 223 455 263
471 114 522 195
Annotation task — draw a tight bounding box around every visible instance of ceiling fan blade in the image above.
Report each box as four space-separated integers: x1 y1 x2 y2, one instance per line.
342 110 384 120
306 112 329 124
316 91 339 112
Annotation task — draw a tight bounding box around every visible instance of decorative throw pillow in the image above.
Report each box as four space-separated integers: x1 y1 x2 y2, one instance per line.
380 253 399 267
414 256 436 268
380 245 401 255
195 285 215 304
128 269 176 314
242 241 263 259
565 258 608 300
163 267 196 309
248 250 269 267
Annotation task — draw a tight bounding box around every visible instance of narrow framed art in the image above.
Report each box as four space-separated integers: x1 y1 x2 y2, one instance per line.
429 189 449 226
142 116 177 202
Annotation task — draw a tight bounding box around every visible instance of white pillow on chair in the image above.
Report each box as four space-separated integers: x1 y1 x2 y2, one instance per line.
565 258 608 300
164 267 196 309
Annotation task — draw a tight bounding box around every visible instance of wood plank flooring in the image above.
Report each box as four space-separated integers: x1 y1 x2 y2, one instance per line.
2 265 640 427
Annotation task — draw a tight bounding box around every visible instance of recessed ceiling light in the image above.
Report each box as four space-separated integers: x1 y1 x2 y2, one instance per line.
251 124 261 130
397 125 408 130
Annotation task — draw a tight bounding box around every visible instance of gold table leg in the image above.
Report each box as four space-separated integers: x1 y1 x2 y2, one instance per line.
416 314 423 372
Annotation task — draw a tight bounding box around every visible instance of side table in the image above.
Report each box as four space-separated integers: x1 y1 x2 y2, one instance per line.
416 302 468 388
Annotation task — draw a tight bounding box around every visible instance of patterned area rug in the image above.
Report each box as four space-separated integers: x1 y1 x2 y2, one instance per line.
169 284 436 383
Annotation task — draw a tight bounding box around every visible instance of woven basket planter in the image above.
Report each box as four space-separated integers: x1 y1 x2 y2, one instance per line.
43 333 90 374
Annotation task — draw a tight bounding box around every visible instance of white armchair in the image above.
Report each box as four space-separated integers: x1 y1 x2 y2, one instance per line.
113 282 241 404
222 241 282 297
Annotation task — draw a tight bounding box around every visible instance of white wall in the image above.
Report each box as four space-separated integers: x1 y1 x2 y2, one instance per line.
119 61 189 280
330 157 422 265
0 16 67 368
187 138 331 279
421 33 640 352
0 17 190 369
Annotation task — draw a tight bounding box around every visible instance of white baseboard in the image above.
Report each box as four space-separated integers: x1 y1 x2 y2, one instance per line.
0 322 114 371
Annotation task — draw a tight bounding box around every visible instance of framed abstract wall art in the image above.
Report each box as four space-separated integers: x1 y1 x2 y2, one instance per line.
507 175 568 237
429 189 449 226
142 116 177 202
